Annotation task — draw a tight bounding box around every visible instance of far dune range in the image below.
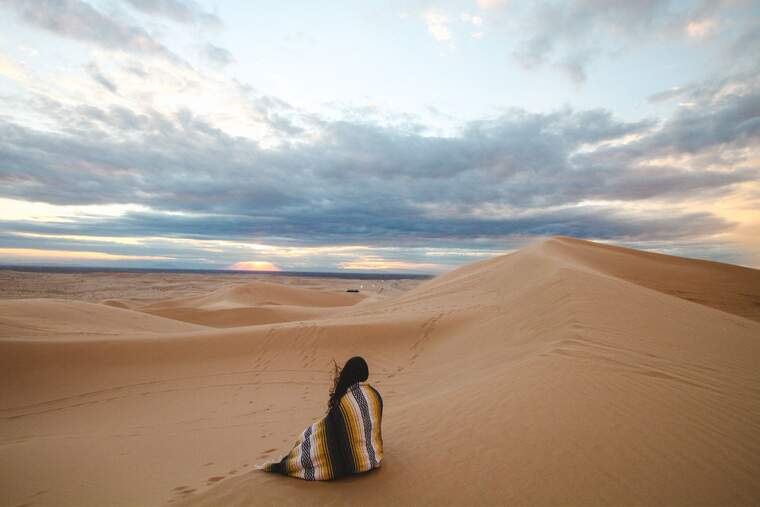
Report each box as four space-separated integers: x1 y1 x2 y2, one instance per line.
1 237 759 506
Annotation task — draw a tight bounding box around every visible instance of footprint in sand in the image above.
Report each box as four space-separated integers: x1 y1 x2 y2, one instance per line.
206 476 225 484
259 448 277 459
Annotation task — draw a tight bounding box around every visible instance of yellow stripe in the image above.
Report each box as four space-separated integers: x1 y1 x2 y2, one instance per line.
285 430 305 476
317 419 332 479
364 387 383 462
340 398 363 470
314 420 324 479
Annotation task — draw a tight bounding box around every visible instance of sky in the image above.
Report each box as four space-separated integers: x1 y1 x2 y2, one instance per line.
0 0 758 273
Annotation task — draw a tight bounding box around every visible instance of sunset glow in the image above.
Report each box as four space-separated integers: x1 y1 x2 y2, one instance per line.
0 248 171 261
230 261 281 272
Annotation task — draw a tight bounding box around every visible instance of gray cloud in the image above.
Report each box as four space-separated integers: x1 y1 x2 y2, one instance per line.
647 86 686 103
86 63 118 93
625 76 760 163
512 0 672 81
1 0 182 62
729 18 760 66
0 202 734 250
0 73 756 254
508 0 760 83
201 43 234 66
124 0 222 28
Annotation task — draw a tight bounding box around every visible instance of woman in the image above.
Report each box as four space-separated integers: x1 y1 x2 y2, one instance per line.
260 356 384 480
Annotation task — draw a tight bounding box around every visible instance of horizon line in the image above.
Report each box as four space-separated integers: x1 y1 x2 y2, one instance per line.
0 264 435 280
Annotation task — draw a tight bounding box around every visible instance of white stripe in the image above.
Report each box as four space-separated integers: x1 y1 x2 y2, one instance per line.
360 385 382 464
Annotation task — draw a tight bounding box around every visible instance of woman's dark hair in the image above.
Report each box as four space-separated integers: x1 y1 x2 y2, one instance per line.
327 356 369 411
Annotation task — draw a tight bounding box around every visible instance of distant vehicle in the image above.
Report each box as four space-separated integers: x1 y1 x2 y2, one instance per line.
346 289 360 293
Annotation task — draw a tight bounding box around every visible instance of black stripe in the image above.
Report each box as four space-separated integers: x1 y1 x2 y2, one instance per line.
350 384 377 468
324 411 348 478
329 401 356 475
301 426 315 480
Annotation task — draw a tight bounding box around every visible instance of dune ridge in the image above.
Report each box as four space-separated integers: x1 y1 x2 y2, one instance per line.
137 281 365 328
1 237 759 506
0 298 206 340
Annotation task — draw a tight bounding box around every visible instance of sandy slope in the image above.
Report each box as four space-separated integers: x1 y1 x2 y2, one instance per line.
139 281 365 327
0 299 206 339
1 237 759 506
143 281 365 309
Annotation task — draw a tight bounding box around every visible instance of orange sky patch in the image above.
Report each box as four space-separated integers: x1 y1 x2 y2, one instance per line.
230 261 281 271
339 256 444 271
0 248 170 261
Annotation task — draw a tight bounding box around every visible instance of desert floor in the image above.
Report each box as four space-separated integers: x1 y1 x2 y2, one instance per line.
1 236 759 506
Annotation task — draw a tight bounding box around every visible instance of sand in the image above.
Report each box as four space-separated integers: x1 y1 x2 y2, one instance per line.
1 236 759 506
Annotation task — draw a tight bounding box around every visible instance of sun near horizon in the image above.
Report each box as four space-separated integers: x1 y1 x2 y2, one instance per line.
229 261 282 272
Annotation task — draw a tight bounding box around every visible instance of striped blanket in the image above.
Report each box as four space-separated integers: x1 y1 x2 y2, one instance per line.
260 382 383 480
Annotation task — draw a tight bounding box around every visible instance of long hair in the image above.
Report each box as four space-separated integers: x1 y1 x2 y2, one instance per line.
328 356 369 412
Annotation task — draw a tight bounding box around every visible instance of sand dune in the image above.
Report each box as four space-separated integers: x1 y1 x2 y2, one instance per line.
143 304 341 328
1 237 759 506
142 281 365 311
544 236 760 322
0 298 205 340
137 281 365 327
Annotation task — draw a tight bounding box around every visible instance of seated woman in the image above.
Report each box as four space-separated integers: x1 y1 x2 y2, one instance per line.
260 356 383 480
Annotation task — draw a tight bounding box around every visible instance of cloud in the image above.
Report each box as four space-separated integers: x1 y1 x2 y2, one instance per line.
461 13 483 26
424 10 489 44
512 0 671 80
476 0 507 8
201 43 234 66
729 20 760 65
0 53 27 81
424 12 452 42
506 1 759 83
124 0 222 28
686 18 717 38
647 86 685 103
338 255 444 271
1 0 182 62
556 49 595 83
86 63 118 93
0 247 171 261
1 14 759 269
0 85 754 251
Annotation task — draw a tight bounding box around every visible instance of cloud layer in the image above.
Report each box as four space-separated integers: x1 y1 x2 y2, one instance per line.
0 0 758 271
1 78 755 257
